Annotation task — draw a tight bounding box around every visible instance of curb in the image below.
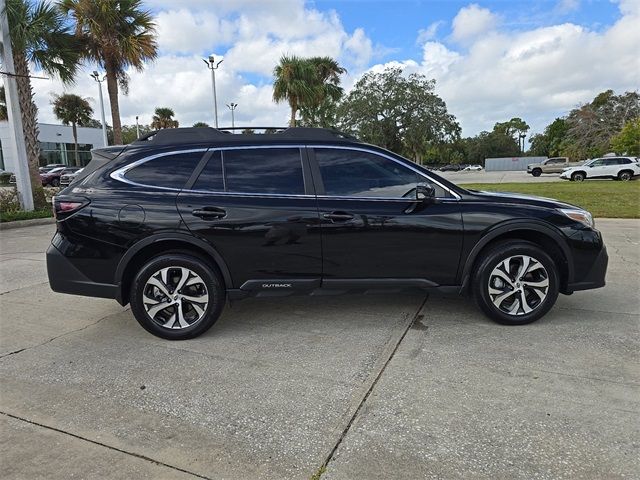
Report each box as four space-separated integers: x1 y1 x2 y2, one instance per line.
0 217 55 230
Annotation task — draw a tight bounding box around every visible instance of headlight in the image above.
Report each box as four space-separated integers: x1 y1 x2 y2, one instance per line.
559 208 594 228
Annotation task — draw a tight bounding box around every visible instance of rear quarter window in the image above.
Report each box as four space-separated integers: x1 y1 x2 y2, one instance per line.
123 151 204 189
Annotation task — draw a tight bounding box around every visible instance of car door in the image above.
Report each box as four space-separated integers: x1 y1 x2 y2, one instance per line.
177 146 322 293
310 146 463 287
586 158 609 178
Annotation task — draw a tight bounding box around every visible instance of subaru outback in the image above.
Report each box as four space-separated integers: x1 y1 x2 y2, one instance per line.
47 127 608 339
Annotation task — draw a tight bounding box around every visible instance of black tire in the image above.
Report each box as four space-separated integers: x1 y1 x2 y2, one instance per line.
51 178 60 187
473 241 559 326
531 168 542 177
130 254 225 340
571 171 585 182
618 170 633 181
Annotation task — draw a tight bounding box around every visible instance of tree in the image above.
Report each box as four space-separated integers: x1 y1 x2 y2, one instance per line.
121 123 151 144
5 0 82 207
463 131 520 165
0 86 7 121
611 118 640 156
60 0 158 145
561 90 640 159
51 93 93 166
273 55 345 127
337 67 460 162
192 121 209 128
150 107 178 129
528 118 568 157
493 117 529 152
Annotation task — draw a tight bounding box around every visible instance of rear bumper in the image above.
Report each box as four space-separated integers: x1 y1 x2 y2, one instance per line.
566 245 608 293
47 243 119 300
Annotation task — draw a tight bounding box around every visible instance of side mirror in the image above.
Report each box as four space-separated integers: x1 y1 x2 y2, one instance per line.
416 184 436 202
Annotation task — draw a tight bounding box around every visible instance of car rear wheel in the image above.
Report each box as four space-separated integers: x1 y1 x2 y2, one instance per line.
473 241 559 325
531 168 542 177
571 172 585 182
130 254 225 339
618 170 633 181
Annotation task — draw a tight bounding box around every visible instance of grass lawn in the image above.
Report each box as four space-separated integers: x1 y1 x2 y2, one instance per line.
462 181 640 218
0 208 53 223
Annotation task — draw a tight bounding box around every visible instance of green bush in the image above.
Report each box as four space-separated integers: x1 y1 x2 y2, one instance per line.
0 187 21 214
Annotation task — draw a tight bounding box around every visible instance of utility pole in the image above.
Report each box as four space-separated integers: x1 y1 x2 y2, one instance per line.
226 102 237 128
0 0 34 210
203 56 223 128
91 71 108 146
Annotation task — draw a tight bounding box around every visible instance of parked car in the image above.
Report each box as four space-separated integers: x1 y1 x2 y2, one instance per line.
463 165 483 171
39 163 66 173
40 167 77 187
439 164 461 171
560 156 640 182
47 127 608 340
527 157 583 176
59 168 84 187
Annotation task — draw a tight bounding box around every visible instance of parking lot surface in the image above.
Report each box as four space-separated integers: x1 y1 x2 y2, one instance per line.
1 221 638 479
437 170 562 184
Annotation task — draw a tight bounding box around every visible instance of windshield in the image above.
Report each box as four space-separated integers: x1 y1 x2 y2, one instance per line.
47 167 66 174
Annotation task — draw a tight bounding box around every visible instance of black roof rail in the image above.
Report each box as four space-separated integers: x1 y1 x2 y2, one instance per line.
131 127 360 146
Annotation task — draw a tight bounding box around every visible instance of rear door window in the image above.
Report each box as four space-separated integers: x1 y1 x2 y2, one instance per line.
123 151 204 189
194 148 305 195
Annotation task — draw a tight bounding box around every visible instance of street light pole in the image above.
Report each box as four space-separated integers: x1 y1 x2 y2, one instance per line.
0 0 34 211
203 56 223 128
91 71 108 146
226 102 237 128
135 116 140 139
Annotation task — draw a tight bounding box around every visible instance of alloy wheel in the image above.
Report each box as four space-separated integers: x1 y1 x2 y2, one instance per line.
488 255 549 316
142 266 209 329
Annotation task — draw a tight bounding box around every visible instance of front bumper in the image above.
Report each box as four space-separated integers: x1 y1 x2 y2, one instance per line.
47 243 118 300
566 245 608 293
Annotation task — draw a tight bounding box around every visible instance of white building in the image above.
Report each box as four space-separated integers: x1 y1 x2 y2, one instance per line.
0 121 106 172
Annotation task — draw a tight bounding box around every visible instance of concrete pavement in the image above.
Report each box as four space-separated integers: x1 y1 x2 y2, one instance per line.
0 220 638 479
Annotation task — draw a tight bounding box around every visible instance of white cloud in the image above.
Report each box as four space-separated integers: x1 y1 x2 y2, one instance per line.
555 0 580 14
451 4 499 43
416 21 444 44
155 9 234 54
367 2 640 136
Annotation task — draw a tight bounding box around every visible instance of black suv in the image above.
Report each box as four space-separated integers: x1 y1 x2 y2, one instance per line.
47 128 608 339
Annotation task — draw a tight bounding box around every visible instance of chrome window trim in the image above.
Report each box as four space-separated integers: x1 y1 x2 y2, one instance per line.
110 148 208 191
110 143 461 201
311 145 461 200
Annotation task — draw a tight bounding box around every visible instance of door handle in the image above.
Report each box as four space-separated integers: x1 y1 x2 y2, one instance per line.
192 207 226 219
323 211 354 222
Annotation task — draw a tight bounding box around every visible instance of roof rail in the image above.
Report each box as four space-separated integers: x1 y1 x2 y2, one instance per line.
131 127 359 146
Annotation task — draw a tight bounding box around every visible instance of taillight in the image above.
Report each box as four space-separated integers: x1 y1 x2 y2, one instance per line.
53 196 90 220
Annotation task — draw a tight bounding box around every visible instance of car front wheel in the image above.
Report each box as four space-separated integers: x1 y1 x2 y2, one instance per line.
531 168 542 177
130 254 225 339
571 172 585 182
473 241 559 325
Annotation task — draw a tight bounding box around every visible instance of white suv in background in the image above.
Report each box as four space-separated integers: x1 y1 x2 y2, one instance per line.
560 156 640 182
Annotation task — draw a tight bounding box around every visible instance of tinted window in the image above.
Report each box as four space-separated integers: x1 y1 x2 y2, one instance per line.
124 151 203 189
223 148 304 194
193 151 224 191
604 159 619 166
617 158 631 164
315 149 447 198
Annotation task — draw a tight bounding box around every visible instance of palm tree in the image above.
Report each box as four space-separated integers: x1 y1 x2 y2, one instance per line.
59 0 158 145
5 0 81 207
52 93 93 166
192 121 209 128
151 107 178 129
273 55 317 127
273 55 346 127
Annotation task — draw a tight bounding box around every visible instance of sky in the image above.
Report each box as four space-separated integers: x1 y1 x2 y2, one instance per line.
31 0 640 142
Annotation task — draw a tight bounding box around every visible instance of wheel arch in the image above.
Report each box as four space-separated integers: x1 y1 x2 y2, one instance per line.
115 233 233 305
460 220 574 294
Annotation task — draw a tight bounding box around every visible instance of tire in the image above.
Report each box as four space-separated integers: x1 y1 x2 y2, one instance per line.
571 171 585 182
130 254 225 340
472 241 559 326
531 168 542 177
51 178 60 187
618 170 633 182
